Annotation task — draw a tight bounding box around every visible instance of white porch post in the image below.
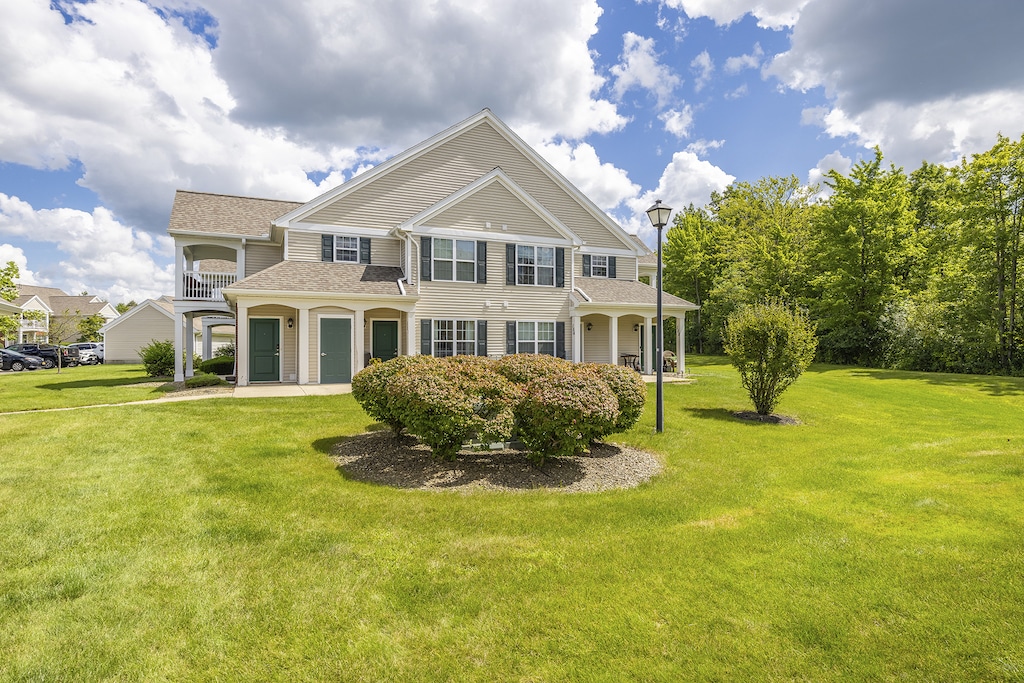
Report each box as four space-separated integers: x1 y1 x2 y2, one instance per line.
174 245 185 299
354 309 365 371
236 242 246 281
173 311 185 382
406 311 416 356
571 314 581 363
236 303 249 386
184 312 195 378
644 316 653 374
609 315 619 367
678 314 686 374
298 307 310 384
202 319 213 360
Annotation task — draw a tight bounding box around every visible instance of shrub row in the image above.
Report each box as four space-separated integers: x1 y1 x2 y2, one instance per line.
352 354 647 463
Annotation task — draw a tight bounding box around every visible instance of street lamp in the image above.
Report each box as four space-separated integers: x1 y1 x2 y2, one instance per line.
646 200 672 433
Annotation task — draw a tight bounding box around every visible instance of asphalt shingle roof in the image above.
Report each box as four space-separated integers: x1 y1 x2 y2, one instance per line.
168 190 304 237
228 261 407 297
574 278 696 308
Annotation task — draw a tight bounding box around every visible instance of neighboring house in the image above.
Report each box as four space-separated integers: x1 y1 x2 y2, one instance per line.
13 285 119 344
0 299 21 315
169 109 697 385
101 296 234 363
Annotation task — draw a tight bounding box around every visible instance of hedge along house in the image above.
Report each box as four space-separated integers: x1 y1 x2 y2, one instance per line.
169 110 697 385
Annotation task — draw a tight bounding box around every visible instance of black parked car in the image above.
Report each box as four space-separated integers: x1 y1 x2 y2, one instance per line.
4 343 79 369
1 348 44 371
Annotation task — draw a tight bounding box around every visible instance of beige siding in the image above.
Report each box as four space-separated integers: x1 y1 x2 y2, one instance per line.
305 120 627 249
287 231 321 261
430 182 563 240
371 238 401 267
245 245 284 277
580 315 644 365
249 305 296 381
574 254 638 280
104 306 174 363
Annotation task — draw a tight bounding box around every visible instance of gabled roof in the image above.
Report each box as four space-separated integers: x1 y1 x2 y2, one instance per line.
224 262 408 298
0 299 21 315
168 190 304 239
47 296 118 318
398 168 583 245
273 109 644 253
16 284 66 304
100 298 201 333
12 293 50 312
574 279 698 311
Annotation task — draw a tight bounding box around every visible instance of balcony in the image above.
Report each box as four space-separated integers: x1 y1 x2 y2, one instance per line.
181 270 236 302
19 319 47 331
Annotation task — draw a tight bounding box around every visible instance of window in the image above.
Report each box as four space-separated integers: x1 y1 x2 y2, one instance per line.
434 319 475 357
591 255 608 278
433 238 476 282
517 245 554 286
335 236 359 263
516 321 556 355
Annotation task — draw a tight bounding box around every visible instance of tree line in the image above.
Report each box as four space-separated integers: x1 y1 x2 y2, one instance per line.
663 132 1024 375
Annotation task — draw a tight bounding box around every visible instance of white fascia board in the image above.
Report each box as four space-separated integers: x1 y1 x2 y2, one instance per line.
577 245 643 257
169 229 270 241
0 300 23 314
100 299 174 332
223 288 418 305
407 226 571 246
573 300 700 313
288 223 394 238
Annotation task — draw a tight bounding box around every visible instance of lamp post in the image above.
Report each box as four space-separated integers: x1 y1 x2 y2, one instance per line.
646 200 672 433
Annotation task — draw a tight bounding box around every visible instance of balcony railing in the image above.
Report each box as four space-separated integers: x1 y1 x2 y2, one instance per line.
182 270 236 302
19 319 47 331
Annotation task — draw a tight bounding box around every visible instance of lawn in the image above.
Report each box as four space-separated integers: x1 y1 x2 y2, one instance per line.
0 363 169 412
1 357 1022 681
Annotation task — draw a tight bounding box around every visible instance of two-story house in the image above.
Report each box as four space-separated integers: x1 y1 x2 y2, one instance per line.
169 110 697 385
12 285 119 344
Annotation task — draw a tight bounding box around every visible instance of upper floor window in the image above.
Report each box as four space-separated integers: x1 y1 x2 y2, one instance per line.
322 234 370 264
517 245 554 286
433 238 477 282
335 236 359 263
591 255 608 278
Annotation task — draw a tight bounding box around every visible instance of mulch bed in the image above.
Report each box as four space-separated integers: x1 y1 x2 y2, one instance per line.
733 410 800 425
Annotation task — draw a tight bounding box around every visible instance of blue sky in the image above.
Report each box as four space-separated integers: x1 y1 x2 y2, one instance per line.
2 0 1022 304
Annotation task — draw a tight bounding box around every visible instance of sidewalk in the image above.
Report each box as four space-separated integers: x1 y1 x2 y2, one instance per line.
232 383 352 398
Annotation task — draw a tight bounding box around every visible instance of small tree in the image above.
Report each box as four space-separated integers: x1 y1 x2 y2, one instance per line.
139 339 176 377
77 314 106 342
724 300 817 416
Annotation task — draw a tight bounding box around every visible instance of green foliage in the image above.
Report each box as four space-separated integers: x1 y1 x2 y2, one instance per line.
198 356 235 375
213 342 235 358
495 353 572 384
515 365 619 464
184 372 228 388
589 363 647 431
139 339 175 377
0 260 17 302
724 301 818 415
76 313 106 342
352 355 434 434
114 300 137 314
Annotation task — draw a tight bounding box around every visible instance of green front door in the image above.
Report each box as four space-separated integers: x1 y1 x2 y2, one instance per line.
320 318 352 384
371 320 399 362
250 318 280 382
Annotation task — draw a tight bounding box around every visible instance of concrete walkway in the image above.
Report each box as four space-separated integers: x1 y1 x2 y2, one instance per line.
232 383 352 398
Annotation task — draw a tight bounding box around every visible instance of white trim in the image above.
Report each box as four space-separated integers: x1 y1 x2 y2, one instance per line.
577 245 638 257
248 315 284 383
288 224 394 238
317 313 354 384
408 226 570 246
170 229 275 243
99 299 173 333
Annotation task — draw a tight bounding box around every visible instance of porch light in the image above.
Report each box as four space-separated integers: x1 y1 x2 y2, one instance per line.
646 200 673 434
586 322 593 332
287 318 294 329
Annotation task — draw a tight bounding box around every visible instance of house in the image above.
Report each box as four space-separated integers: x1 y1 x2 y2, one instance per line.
169 109 697 385
101 296 234 364
0 299 21 315
12 285 119 344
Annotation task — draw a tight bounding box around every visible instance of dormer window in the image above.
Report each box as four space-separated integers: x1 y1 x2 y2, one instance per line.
335 236 359 263
591 255 608 278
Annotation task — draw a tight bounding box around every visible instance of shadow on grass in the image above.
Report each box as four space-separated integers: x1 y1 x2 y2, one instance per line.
684 407 796 426
35 377 167 391
847 368 1024 397
317 431 591 491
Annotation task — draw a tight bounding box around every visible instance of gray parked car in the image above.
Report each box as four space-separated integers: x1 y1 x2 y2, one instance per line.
69 342 104 364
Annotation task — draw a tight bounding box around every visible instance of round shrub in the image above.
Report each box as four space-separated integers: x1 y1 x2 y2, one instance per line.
184 372 227 388
352 355 433 434
198 356 234 375
516 365 619 464
138 339 175 377
589 363 647 431
496 353 573 385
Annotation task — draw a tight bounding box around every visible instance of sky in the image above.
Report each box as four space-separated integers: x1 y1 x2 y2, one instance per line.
2 0 1023 305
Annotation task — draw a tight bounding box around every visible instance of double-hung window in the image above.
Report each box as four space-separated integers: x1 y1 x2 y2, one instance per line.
433 319 476 357
516 245 554 286
433 238 477 282
335 236 359 263
516 321 556 355
590 255 608 277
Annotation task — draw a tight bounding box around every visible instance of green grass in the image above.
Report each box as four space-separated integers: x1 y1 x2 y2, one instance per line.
1 357 1023 680
0 364 168 411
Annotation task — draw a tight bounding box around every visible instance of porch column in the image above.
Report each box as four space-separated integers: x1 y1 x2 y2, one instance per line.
174 311 185 381
298 307 310 384
609 315 619 367
406 311 416 357
644 316 653 374
202 319 213 360
184 312 195 378
174 245 185 299
678 314 686 374
236 242 246 281
571 314 581 363
236 303 249 386
354 309 365 372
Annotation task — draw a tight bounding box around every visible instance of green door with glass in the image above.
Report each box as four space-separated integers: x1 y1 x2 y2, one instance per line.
371 320 399 362
320 318 352 384
249 318 280 382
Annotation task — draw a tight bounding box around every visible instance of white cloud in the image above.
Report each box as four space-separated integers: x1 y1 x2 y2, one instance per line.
685 139 725 156
660 107 695 139
724 84 749 100
0 194 173 303
724 43 764 74
535 141 640 212
610 32 681 106
807 151 852 197
690 51 714 93
661 0 810 29
0 243 36 284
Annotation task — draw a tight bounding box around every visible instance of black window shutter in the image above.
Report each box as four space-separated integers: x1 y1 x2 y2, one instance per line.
321 234 333 262
420 319 432 356
477 241 487 284
582 254 591 277
556 321 566 359
359 237 371 264
505 244 516 285
505 321 516 354
608 256 616 279
556 247 565 288
420 237 432 281
477 320 488 356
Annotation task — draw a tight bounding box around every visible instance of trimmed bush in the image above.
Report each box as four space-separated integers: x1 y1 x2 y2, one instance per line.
496 353 573 384
184 372 227 388
352 355 434 434
516 365 619 464
590 363 647 431
198 356 235 375
139 339 175 377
